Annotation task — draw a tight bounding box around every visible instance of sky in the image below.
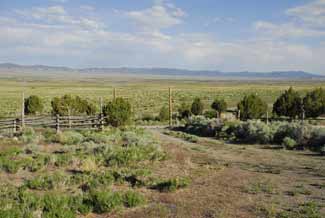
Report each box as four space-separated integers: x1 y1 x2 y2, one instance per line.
0 0 325 73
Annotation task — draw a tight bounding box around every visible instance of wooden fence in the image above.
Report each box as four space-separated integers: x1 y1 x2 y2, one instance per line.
0 114 107 133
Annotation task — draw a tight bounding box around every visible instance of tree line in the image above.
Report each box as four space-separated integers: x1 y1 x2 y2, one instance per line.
22 87 325 128
24 94 131 127
177 87 325 120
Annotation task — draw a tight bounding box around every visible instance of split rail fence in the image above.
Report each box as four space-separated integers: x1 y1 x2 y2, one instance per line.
0 114 107 133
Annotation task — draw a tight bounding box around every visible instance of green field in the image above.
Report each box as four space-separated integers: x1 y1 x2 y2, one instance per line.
1 77 325 118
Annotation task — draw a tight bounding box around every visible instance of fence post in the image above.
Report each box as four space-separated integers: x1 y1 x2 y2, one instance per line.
169 87 173 127
21 92 25 129
98 97 104 131
237 109 241 120
266 111 269 125
13 119 17 134
56 114 60 133
113 88 116 100
68 109 72 129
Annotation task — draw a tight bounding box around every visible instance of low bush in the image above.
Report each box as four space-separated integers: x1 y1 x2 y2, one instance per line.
307 127 325 152
191 98 204 115
185 116 222 137
90 190 123 213
158 106 169 121
1 159 21 174
123 191 145 207
42 193 76 218
0 147 23 174
20 127 40 144
153 177 190 192
25 172 67 190
282 137 297 150
105 144 164 166
54 153 73 167
204 110 217 119
231 121 276 144
103 98 132 127
82 172 115 191
56 131 84 145
24 154 50 172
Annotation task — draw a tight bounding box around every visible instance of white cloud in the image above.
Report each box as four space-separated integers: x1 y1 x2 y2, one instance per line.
0 2 325 73
80 5 95 11
286 0 325 27
15 6 104 30
254 21 325 38
126 1 186 30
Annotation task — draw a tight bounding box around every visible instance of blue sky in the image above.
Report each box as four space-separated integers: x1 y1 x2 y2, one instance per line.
0 0 325 73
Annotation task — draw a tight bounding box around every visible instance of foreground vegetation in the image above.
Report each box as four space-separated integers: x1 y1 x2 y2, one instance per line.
183 116 325 155
0 127 190 217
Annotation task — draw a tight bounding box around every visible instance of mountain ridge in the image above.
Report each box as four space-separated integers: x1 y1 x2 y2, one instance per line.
0 63 323 79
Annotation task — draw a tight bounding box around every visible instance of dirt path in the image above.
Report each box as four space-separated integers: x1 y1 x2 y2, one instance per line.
123 128 325 218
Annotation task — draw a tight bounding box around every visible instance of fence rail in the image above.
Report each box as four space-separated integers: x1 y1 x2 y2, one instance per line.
0 115 108 133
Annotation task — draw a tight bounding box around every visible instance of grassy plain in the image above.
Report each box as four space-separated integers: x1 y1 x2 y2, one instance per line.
1 76 325 118
0 75 324 217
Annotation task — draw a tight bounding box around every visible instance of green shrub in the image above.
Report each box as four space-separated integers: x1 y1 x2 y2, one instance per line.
273 122 307 145
51 94 94 116
232 121 276 144
191 98 204 115
90 190 123 213
123 191 145 207
238 94 268 120
141 113 158 122
83 172 115 191
68 194 92 215
153 177 190 192
103 98 132 127
320 145 325 156
25 172 67 190
204 110 217 119
42 193 76 218
25 95 44 115
178 102 192 119
1 159 21 174
20 127 39 144
185 116 222 137
57 131 84 145
273 87 302 119
105 144 164 166
54 153 73 167
25 154 50 172
42 128 58 143
158 106 169 121
303 88 325 118
211 98 227 117
282 137 297 150
0 147 23 173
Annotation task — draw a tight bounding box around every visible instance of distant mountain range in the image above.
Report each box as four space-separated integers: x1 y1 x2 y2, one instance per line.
0 63 323 80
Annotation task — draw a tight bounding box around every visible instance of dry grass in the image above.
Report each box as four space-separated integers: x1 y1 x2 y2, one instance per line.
119 129 325 218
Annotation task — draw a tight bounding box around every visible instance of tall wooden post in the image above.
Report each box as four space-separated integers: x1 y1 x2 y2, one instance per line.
21 92 25 129
266 111 269 125
99 97 104 131
169 88 173 127
113 88 116 100
237 109 241 120
68 108 71 129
